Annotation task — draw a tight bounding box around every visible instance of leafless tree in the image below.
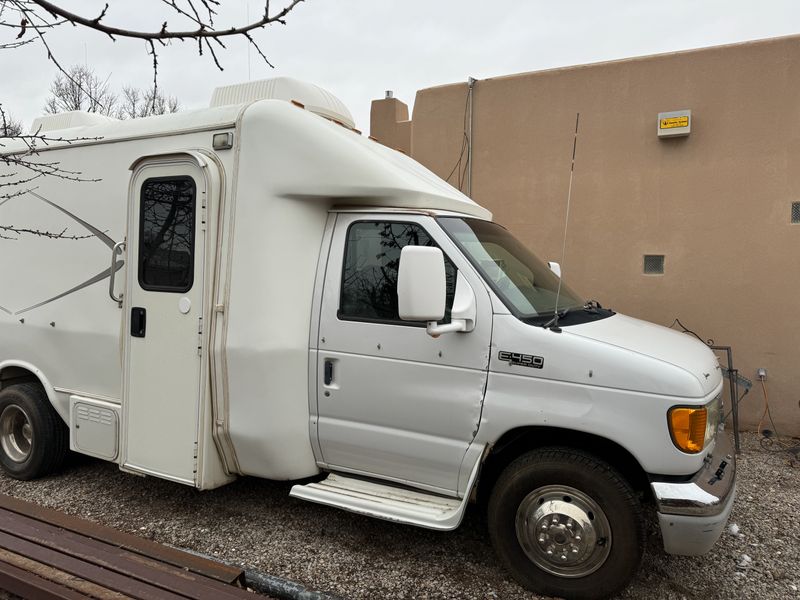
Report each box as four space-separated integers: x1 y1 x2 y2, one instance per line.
0 109 23 137
117 85 179 120
2 1 303 100
44 66 180 120
1 102 100 239
0 0 304 238
44 64 118 116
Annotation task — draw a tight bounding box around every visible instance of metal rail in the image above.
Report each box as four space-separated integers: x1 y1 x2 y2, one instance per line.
0 494 259 600
709 345 741 454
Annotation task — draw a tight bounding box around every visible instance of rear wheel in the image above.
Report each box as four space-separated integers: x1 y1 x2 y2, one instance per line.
488 447 645 600
0 383 68 480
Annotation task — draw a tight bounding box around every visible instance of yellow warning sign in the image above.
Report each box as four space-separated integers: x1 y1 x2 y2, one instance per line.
660 116 689 130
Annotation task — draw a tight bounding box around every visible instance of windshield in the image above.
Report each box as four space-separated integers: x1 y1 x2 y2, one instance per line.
439 217 585 319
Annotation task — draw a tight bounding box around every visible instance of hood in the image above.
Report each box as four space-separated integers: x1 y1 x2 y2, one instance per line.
567 314 722 396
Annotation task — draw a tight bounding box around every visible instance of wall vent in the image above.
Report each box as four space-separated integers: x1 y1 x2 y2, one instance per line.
643 254 665 274
792 202 800 224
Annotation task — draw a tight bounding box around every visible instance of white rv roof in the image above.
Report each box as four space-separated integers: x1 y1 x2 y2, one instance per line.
4 83 490 220
210 77 355 129
30 111 118 133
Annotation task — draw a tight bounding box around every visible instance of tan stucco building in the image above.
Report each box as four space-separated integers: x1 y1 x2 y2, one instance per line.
371 34 800 436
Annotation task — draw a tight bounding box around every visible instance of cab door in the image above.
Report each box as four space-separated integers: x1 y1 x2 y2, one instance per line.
314 214 492 495
121 157 208 485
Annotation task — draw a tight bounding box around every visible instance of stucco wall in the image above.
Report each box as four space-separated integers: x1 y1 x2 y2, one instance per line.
371 35 800 435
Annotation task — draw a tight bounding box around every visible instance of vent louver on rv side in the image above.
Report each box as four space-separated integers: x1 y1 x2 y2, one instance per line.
209 77 355 129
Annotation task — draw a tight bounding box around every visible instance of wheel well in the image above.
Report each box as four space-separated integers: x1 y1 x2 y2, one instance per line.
0 366 41 391
476 427 653 507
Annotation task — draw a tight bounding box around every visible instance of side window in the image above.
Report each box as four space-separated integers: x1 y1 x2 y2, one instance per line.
339 221 456 324
138 176 196 292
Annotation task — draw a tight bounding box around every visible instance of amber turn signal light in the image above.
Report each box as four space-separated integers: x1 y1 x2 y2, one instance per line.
668 407 708 453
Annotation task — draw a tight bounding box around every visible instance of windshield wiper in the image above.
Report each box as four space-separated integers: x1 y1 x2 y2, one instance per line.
583 299 603 313
544 307 570 332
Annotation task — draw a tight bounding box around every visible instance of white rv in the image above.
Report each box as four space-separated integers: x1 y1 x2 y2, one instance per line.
0 78 734 599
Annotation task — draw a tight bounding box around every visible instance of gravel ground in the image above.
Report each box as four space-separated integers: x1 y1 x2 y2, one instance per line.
0 431 797 600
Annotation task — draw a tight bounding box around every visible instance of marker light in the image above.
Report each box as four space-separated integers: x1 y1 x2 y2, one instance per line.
212 132 233 150
668 406 708 454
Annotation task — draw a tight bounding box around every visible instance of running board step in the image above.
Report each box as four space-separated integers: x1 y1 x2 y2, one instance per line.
290 473 471 531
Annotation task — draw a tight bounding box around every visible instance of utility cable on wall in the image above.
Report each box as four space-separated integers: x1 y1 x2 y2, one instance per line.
445 77 476 194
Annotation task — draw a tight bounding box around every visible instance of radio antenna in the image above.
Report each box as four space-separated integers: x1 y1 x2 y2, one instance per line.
550 112 580 332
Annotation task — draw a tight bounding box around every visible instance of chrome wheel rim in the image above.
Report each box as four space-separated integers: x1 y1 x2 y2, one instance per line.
0 405 33 463
515 484 612 578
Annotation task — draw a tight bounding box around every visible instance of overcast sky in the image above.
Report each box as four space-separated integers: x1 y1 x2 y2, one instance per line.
3 0 800 132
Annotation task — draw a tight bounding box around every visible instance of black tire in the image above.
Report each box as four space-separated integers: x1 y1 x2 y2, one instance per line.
487 447 645 600
0 383 69 480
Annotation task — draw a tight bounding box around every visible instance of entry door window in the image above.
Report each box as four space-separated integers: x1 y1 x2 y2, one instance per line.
339 221 456 324
138 176 196 292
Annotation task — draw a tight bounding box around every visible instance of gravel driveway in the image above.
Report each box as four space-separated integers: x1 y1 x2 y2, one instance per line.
0 431 796 600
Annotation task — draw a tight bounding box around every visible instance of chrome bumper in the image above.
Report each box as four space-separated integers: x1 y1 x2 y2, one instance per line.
650 428 735 517
649 430 736 555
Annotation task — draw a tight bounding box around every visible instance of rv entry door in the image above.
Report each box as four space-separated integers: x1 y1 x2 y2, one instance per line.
122 158 208 485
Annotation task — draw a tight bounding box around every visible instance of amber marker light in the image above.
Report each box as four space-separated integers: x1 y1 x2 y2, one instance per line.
668 406 708 453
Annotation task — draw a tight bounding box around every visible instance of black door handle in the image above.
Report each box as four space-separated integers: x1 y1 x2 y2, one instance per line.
131 307 146 338
324 360 334 386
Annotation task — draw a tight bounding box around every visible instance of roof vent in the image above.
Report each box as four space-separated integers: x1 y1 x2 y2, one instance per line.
30 111 119 134
210 77 354 128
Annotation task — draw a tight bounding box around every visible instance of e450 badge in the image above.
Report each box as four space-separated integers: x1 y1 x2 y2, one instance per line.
498 350 544 369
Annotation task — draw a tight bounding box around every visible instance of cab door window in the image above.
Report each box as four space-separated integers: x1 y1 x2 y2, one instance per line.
339 221 455 324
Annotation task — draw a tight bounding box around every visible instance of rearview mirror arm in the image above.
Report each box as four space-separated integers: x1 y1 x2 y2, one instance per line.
426 272 476 337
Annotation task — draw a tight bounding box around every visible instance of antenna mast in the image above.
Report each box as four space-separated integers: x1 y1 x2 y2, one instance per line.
551 112 580 331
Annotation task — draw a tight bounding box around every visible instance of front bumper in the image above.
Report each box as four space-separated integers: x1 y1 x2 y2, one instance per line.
649 429 736 555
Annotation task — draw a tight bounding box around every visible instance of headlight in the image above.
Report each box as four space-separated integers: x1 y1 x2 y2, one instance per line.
668 395 721 454
705 394 721 442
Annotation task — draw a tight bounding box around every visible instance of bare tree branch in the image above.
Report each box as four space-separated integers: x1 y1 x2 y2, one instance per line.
0 121 103 236
0 224 93 240
2 0 303 112
0 105 23 136
1 0 302 238
27 0 303 42
1 107 102 205
0 35 32 48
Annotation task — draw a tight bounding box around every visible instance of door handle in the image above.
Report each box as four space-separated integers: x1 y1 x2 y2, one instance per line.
108 240 125 306
131 307 146 338
324 360 334 386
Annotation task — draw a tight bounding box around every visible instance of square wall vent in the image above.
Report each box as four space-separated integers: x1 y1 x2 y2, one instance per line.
792 202 800 224
643 254 665 274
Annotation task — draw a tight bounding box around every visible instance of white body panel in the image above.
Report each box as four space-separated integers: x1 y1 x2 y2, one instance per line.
479 313 723 476
312 213 492 495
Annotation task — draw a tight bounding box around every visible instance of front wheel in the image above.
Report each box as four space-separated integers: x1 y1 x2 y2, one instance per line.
488 447 645 600
0 383 69 480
